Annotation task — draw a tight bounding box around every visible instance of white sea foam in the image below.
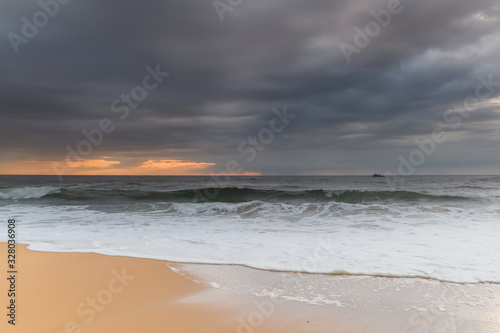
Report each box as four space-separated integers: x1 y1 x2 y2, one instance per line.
6 200 500 284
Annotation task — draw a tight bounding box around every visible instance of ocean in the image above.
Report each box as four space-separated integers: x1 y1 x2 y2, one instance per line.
1 175 499 284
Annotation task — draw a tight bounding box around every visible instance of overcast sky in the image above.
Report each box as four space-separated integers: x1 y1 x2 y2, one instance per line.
1 0 499 176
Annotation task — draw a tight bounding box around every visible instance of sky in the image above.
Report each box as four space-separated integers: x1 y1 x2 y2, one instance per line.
1 0 499 177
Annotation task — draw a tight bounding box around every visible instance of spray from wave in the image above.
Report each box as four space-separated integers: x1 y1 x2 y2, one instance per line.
0 186 60 200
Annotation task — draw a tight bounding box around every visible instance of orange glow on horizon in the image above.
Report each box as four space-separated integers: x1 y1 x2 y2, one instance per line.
67 159 121 169
0 158 261 176
213 171 262 176
139 159 215 170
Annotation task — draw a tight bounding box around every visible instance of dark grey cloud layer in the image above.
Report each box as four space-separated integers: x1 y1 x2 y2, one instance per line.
1 0 499 174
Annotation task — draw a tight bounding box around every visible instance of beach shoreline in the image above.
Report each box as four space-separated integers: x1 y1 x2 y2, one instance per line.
1 243 499 333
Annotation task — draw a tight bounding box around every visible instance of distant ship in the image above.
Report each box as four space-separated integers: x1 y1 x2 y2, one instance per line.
372 174 385 178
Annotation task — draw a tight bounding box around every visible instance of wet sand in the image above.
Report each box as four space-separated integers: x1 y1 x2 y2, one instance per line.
1 243 499 333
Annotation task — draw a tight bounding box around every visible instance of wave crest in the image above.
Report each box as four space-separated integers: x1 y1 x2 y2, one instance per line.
1 186 473 204
0 186 61 200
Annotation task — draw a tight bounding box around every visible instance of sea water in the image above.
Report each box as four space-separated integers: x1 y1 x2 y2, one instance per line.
1 175 499 284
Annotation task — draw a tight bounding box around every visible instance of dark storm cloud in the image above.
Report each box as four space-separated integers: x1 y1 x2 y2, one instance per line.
1 0 499 174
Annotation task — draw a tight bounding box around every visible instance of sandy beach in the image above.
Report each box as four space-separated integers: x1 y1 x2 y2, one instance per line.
1 243 245 333
2 243 499 333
